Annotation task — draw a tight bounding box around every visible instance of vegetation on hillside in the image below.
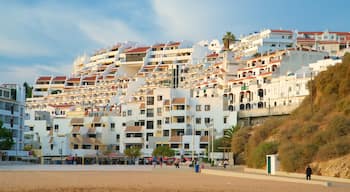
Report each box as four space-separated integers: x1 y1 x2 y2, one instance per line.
231 53 350 172
0 121 14 150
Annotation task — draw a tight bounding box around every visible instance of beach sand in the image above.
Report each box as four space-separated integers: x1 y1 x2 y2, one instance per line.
0 168 348 192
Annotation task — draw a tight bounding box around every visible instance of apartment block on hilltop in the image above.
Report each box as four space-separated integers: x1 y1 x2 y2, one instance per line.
24 30 345 163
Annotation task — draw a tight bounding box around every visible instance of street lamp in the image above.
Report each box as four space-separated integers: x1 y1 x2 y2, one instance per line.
180 132 184 160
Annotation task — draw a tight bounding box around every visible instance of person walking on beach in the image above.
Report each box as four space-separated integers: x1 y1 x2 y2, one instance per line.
174 158 180 168
306 165 312 180
152 156 157 168
159 156 163 168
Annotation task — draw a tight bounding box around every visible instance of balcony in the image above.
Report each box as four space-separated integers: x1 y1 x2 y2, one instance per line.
124 137 144 144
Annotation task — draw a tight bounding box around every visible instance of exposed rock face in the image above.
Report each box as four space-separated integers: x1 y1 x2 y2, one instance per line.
312 154 350 179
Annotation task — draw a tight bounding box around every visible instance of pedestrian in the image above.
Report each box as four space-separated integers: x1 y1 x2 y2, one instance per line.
306 165 312 180
174 158 180 168
159 156 163 168
152 156 157 168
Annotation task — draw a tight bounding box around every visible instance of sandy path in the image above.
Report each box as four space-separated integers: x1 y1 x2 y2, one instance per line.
0 169 348 192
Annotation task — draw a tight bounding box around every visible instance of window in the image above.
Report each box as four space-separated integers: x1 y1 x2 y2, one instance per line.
146 121 154 129
127 110 132 116
73 144 79 149
3 91 9 98
204 105 210 111
139 120 145 126
146 96 154 105
224 117 227 124
110 123 115 131
146 109 154 117
30 126 34 131
46 127 51 131
196 118 201 124
95 145 99 150
157 120 162 125
196 131 201 135
163 130 169 136
140 109 145 115
165 117 170 124
50 144 54 150
204 118 211 124
157 107 162 115
184 144 190 149
54 124 59 132
157 95 163 101
116 134 120 140
196 105 201 111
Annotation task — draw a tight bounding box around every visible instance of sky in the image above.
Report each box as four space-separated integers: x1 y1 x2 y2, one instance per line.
0 0 350 85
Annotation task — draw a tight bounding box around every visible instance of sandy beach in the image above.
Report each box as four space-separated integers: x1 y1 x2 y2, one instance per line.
0 167 349 192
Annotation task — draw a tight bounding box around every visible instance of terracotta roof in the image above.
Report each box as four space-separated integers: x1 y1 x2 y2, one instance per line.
52 76 66 81
172 98 185 104
271 29 293 34
70 136 81 144
71 126 80 133
200 136 209 142
298 32 323 35
67 77 80 82
207 53 219 58
37 76 51 82
71 118 84 125
83 76 96 81
125 47 150 54
260 72 273 76
125 126 143 132
164 100 170 105
169 136 181 142
152 43 166 48
167 42 180 46
139 103 145 109
82 137 95 145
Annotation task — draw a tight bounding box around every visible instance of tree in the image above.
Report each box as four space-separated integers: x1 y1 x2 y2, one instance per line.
152 145 175 157
124 146 141 164
222 32 236 51
224 125 240 144
23 82 33 98
0 121 14 150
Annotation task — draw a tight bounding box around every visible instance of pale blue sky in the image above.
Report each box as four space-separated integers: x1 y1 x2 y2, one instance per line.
1 0 349 84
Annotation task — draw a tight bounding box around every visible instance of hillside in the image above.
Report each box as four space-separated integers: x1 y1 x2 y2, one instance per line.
232 53 350 178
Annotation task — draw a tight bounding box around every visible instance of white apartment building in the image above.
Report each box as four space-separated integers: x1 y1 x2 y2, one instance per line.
24 31 343 162
297 30 350 55
0 84 27 158
232 29 296 58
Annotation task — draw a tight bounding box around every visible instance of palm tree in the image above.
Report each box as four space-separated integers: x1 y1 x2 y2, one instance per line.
124 146 141 164
222 32 236 51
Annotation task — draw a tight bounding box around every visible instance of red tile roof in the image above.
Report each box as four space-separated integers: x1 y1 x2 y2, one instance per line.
167 42 180 46
83 76 96 81
67 77 80 82
125 126 143 132
125 47 150 54
37 76 51 81
52 76 66 81
207 53 219 58
152 43 166 48
172 98 185 104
